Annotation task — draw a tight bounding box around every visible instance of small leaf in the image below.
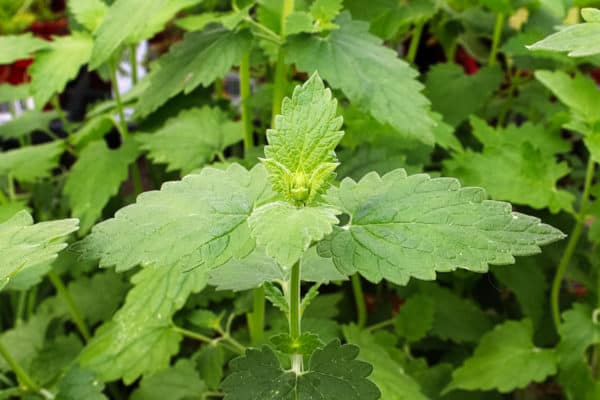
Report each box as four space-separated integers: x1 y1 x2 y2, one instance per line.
264 282 289 314
0 141 64 183
270 332 323 355
68 0 107 32
131 359 207 400
394 294 434 342
196 345 225 390
446 320 557 393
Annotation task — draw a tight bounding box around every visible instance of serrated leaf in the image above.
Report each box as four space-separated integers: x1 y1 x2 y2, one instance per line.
0 211 78 290
310 0 343 26
0 110 58 139
556 304 600 400
75 164 273 272
527 13 600 57
0 34 49 64
337 146 411 181
270 332 323 355
286 12 435 144
196 345 225 389
208 250 286 291
300 246 347 283
221 339 380 399
90 0 203 68
319 169 565 284
444 117 574 213
343 325 428 400
446 320 557 393
131 359 206 400
30 335 83 386
64 138 140 232
262 73 344 203
394 294 434 342
137 107 242 174
68 0 107 32
249 202 339 267
69 114 114 149
0 313 51 372
136 27 251 116
286 12 314 35
55 366 107 400
29 33 93 108
0 141 64 182
79 264 206 383
424 64 503 127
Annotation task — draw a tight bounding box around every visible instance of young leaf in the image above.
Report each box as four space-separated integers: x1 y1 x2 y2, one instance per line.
130 359 206 400
248 202 340 267
0 211 78 290
343 325 428 400
286 12 435 144
319 169 565 284
75 164 274 272
446 320 557 393
270 332 323 355
64 138 140 232
55 366 107 400
0 141 64 182
135 27 251 116
262 73 344 204
29 33 93 108
79 263 206 383
0 110 58 139
137 107 242 174
68 0 107 32
221 339 380 399
0 34 49 64
444 117 574 213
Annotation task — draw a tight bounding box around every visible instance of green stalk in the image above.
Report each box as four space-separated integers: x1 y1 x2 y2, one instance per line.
406 20 425 64
14 291 26 326
270 0 294 126
48 271 91 341
351 274 367 328
51 96 73 136
489 13 504 65
246 286 265 344
550 158 596 331
366 318 394 332
0 339 39 392
288 262 302 373
240 51 253 153
129 44 138 85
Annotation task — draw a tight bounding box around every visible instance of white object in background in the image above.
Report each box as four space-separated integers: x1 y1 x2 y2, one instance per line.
113 41 148 121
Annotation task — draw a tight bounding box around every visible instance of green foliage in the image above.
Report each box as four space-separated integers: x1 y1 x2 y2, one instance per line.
0 110 58 139
55 367 107 400
394 294 434 342
130 359 206 400
0 34 48 64
0 141 64 182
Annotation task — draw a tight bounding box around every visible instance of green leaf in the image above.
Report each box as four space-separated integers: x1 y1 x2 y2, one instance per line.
300 246 347 283
137 107 242 174
0 313 51 372
30 335 83 386
69 114 114 150
131 359 206 400
286 12 435 144
208 250 286 291
64 138 140 232
79 264 206 383
0 141 64 182
285 12 315 35
0 83 30 103
527 12 600 57
270 332 323 355
195 345 225 390
221 339 380 399
0 211 78 291
68 0 107 32
249 202 339 267
75 164 273 272
89 0 203 68
29 33 93 108
343 325 428 400
55 366 107 400
319 169 565 284
0 110 58 139
0 34 48 64
424 64 503 127
262 73 344 204
310 0 343 26
444 117 574 213
136 27 251 116
556 304 600 400
446 320 557 393
394 294 434 342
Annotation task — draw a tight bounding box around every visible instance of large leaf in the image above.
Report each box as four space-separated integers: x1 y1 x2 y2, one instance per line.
318 169 565 284
137 107 242 174
446 320 557 393
0 141 64 182
444 117 574 213
136 26 251 116
0 34 48 64
79 264 206 383
286 12 435 144
29 33 93 108
0 211 78 290
75 164 274 272
221 339 380 399
64 138 140 232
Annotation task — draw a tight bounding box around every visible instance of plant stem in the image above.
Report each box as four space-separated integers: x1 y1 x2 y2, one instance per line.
551 158 596 331
15 291 26 326
129 44 138 85
173 326 244 355
489 13 504 65
247 286 265 344
407 20 425 64
288 262 302 373
172 326 213 343
51 96 73 137
270 0 294 126
366 318 394 332
48 271 90 341
0 339 39 392
351 274 367 328
240 51 253 153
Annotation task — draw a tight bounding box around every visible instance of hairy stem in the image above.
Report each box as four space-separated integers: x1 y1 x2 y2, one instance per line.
351 274 367 328
240 51 253 153
0 339 39 392
48 271 90 341
247 286 265 344
489 13 504 65
406 20 425 64
551 158 596 330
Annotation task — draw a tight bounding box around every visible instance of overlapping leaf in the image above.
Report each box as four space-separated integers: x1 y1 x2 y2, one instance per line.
0 110 58 139
0 141 64 182
0 34 48 64
130 359 206 400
